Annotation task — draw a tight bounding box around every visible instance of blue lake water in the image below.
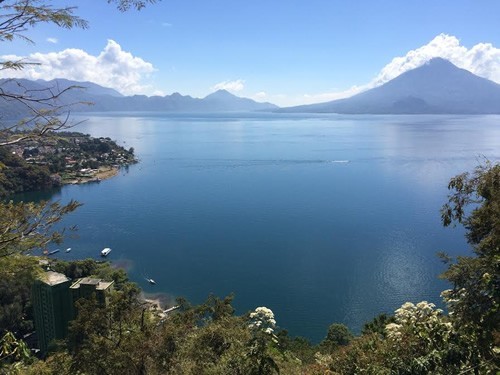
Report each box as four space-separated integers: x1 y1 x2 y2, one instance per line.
27 113 500 342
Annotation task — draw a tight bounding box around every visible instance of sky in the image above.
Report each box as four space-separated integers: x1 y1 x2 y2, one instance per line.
2 0 500 107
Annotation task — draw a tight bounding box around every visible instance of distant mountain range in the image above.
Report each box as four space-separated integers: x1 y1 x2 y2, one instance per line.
0 78 278 121
280 58 500 114
2 58 500 120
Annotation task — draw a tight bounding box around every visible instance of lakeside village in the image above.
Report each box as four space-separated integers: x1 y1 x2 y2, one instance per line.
0 131 137 197
0 132 140 350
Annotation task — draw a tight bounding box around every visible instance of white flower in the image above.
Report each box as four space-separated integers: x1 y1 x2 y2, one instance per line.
248 306 277 333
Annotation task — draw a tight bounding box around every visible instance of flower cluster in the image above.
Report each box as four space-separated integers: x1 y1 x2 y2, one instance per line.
395 301 443 324
385 301 452 342
248 306 277 335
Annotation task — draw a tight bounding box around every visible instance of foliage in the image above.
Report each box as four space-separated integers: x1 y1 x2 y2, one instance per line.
0 199 80 257
440 161 499 370
191 293 236 323
108 0 159 12
320 323 353 351
382 301 463 374
0 1 87 44
312 302 473 375
362 313 396 337
51 258 137 292
246 307 280 374
0 146 57 196
0 331 32 370
66 291 152 375
276 331 317 365
0 256 41 336
15 352 72 375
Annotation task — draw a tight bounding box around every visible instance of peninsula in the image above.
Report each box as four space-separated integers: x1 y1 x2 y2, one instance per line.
0 131 136 197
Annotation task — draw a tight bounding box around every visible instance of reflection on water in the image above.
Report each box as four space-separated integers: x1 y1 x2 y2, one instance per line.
11 187 63 203
23 113 499 342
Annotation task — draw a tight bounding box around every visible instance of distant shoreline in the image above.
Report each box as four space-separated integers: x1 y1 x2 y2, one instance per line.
63 166 120 185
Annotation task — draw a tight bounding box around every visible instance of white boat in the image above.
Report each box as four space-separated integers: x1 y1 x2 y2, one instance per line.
146 277 156 285
66 248 72 253
101 247 112 257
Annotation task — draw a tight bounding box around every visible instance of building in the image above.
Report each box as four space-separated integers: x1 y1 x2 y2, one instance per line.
31 272 73 354
32 273 114 355
69 277 114 312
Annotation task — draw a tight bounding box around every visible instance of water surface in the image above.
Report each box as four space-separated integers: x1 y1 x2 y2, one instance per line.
30 113 500 342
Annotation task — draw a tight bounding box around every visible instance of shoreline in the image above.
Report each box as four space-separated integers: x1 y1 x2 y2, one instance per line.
63 166 120 185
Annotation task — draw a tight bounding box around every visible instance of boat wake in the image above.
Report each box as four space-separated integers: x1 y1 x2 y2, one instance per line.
329 160 350 163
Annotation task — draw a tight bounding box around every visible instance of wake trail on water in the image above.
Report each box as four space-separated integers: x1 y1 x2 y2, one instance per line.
184 159 351 169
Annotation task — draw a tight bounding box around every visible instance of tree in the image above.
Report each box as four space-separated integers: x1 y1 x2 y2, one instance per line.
320 323 353 351
440 161 500 372
246 307 280 375
0 199 80 257
362 313 395 337
0 255 41 336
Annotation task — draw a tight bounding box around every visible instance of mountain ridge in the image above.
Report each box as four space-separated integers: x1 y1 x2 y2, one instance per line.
0 79 278 121
3 59 500 118
280 58 500 114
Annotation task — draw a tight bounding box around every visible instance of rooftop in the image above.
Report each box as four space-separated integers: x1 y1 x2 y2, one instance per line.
41 271 70 286
70 278 114 291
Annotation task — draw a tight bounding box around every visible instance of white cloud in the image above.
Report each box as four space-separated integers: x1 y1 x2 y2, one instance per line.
252 91 268 102
46 37 58 44
212 79 245 93
0 40 156 95
151 89 165 96
297 85 365 105
162 22 172 27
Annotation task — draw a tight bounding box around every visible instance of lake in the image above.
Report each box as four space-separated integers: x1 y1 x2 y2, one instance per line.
26 113 500 342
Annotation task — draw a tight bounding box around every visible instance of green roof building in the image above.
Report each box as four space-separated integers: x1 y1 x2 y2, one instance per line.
32 272 114 355
70 277 114 313
31 271 73 354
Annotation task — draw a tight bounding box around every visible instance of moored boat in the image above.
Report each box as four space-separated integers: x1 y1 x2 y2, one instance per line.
101 247 112 257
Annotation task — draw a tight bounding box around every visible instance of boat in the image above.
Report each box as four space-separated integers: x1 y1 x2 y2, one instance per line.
146 278 156 285
101 248 112 257
163 305 180 314
66 248 72 253
48 249 60 255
